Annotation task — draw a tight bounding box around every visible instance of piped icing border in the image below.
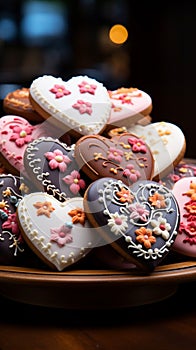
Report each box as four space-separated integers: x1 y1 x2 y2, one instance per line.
30 75 112 135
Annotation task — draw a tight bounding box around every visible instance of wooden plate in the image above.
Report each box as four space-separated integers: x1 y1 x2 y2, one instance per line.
0 256 196 309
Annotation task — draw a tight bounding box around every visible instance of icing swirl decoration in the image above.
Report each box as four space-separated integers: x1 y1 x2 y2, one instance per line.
84 178 180 272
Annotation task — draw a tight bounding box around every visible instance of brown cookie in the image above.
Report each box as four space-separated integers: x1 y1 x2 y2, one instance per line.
3 87 44 124
74 133 154 186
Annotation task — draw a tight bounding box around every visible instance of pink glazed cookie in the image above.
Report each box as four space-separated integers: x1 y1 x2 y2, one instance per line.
106 87 152 131
17 192 102 271
0 115 70 177
172 177 196 257
29 75 112 139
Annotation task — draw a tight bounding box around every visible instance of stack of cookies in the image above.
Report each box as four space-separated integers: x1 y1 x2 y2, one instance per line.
0 74 195 274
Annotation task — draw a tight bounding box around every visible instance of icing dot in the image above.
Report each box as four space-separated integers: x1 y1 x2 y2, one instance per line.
20 130 27 137
159 224 165 231
115 217 122 225
73 179 79 184
55 155 63 163
59 232 66 238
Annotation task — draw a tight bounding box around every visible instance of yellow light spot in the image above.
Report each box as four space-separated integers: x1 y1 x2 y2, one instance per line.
109 24 128 44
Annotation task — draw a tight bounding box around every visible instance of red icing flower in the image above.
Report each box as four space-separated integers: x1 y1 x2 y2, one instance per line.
78 81 97 94
184 200 196 216
179 221 196 238
72 100 92 115
9 125 34 147
2 213 20 236
63 170 86 194
128 137 147 153
118 94 134 104
49 84 71 98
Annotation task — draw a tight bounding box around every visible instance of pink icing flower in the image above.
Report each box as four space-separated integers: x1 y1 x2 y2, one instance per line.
72 100 92 115
50 223 73 247
78 81 97 95
62 170 86 194
129 203 149 222
107 147 123 163
44 149 71 172
128 137 147 153
49 84 71 98
2 213 20 236
123 164 141 183
118 94 134 104
9 125 34 147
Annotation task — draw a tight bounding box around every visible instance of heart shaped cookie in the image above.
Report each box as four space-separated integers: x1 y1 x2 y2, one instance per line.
0 115 67 177
17 192 102 271
160 159 196 189
24 137 88 201
74 132 154 186
0 174 38 266
126 121 186 180
3 87 44 123
84 177 180 272
172 177 196 257
29 75 112 138
106 87 152 130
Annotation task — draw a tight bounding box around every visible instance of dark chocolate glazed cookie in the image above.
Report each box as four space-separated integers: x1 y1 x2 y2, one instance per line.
74 133 154 187
0 174 38 266
84 177 180 272
23 137 88 201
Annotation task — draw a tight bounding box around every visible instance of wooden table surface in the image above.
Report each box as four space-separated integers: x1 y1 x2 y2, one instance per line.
0 281 196 350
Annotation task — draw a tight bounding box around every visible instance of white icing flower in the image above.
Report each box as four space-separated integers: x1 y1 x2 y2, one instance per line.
151 216 171 240
107 212 128 235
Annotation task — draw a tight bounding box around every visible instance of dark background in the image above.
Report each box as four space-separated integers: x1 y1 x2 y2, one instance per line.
0 0 195 157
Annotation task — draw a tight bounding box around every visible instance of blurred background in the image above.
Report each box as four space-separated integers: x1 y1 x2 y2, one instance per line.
0 0 195 157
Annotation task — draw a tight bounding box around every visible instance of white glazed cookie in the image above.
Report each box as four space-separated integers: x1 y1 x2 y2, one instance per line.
29 75 112 138
126 121 186 180
106 87 152 129
17 192 102 271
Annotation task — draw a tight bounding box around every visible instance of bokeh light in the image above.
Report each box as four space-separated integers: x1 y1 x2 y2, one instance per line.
109 24 128 44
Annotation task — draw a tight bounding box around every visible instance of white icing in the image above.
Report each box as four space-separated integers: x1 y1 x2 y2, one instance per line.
17 193 102 271
127 121 185 178
30 75 112 135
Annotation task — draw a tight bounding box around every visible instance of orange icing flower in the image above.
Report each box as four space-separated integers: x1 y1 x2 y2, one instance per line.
148 192 166 208
0 199 9 209
184 181 196 201
68 207 86 225
33 201 55 217
135 227 156 249
116 187 134 203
